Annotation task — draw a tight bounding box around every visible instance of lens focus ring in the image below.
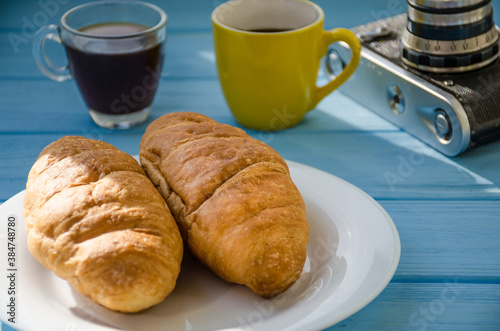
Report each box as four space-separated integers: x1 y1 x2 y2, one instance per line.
402 25 498 55
402 0 499 73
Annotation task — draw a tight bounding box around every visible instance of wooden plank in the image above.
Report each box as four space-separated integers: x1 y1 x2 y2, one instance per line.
0 79 397 132
326 282 500 330
269 129 500 200
0 79 231 133
0 0 213 31
380 200 500 280
2 128 500 201
2 0 499 34
0 0 410 31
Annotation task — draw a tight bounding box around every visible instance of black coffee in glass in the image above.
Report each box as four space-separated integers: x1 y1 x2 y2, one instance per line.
64 23 164 115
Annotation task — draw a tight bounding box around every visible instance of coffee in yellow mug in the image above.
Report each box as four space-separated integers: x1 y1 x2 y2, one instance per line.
212 0 361 130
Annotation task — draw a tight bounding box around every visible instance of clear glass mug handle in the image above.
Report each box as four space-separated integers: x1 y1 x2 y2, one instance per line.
32 24 72 82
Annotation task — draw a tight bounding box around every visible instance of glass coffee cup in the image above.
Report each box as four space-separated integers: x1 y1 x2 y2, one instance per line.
33 0 167 129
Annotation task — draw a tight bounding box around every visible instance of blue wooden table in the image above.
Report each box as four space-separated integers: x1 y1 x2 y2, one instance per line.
1 0 500 330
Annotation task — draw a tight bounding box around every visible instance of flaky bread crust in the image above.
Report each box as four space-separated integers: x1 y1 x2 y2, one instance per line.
23 136 183 313
140 112 309 297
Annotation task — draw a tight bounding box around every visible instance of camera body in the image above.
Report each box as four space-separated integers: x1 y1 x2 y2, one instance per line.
327 13 500 156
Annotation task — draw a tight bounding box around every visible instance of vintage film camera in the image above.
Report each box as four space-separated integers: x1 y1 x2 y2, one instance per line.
326 0 500 156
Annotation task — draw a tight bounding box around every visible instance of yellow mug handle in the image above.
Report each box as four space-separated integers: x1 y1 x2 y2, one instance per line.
311 28 361 109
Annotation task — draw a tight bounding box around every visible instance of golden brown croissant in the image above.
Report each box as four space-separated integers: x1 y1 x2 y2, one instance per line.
23 136 183 313
140 112 309 297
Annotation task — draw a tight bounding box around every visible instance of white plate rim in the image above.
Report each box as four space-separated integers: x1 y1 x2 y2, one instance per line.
0 160 401 331
285 160 401 331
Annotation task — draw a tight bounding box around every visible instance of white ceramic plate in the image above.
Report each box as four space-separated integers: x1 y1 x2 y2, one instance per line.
0 161 400 331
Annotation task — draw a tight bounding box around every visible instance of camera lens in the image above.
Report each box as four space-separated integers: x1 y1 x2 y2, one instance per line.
401 0 499 73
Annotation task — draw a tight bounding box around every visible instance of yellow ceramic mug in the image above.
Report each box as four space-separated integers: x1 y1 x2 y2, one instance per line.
212 0 361 130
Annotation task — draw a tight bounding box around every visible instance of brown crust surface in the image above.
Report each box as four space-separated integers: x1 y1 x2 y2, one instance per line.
23 136 183 313
140 112 309 297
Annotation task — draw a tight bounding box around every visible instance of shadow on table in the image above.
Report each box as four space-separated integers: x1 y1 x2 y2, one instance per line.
243 102 500 201
453 141 500 189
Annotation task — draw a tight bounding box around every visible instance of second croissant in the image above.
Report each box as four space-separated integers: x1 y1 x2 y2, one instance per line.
140 112 310 298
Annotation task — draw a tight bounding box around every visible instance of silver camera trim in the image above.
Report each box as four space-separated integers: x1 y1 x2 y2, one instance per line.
327 42 471 156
